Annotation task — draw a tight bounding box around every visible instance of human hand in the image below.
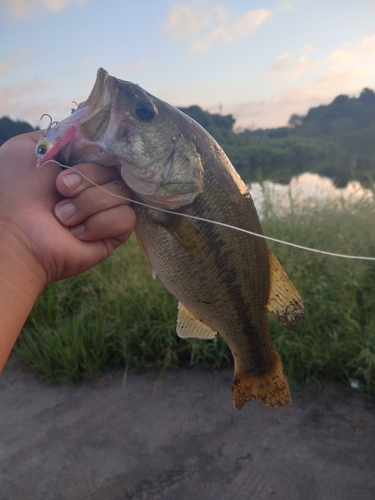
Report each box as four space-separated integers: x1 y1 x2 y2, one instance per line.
0 130 135 287
0 130 135 370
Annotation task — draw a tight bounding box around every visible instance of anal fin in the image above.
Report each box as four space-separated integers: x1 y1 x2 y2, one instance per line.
267 248 304 326
176 302 217 339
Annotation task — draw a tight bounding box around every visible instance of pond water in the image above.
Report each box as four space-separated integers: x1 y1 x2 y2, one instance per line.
248 172 374 215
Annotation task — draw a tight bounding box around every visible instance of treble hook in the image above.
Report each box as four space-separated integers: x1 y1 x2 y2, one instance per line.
71 101 79 114
40 113 60 136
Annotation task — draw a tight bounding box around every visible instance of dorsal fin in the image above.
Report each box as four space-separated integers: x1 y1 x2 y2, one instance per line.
267 248 304 326
176 302 217 339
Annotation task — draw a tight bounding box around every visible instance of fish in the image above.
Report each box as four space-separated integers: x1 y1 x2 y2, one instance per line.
36 68 304 409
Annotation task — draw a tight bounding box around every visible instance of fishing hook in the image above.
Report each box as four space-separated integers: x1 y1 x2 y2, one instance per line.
39 113 60 136
71 101 79 114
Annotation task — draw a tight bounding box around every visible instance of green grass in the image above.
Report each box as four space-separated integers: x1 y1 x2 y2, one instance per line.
16 188 375 398
261 183 375 396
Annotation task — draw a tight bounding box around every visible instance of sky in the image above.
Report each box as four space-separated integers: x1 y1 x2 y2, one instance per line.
1 0 375 130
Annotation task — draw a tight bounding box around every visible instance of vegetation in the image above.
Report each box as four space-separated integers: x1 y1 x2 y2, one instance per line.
0 116 38 146
290 88 375 139
16 190 375 399
180 87 375 186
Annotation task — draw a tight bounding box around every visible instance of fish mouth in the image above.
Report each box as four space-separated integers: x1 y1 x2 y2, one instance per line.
77 68 117 129
60 68 122 165
79 68 111 112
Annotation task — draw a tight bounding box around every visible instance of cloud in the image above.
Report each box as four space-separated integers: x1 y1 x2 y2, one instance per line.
360 34 375 53
276 1 293 12
267 44 316 76
188 26 228 54
137 60 147 69
214 6 227 22
286 36 375 84
291 52 317 77
326 47 356 69
268 53 291 72
256 35 375 126
182 32 375 129
320 39 375 88
316 68 374 88
115 64 129 76
219 87 338 130
3 0 86 18
0 47 34 77
0 79 54 124
231 9 270 37
164 2 212 41
44 0 85 10
189 9 270 54
301 43 314 53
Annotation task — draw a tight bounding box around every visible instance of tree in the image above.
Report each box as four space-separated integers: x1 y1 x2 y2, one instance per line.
0 116 38 146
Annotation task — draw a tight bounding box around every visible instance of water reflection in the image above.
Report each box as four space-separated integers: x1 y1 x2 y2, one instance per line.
249 173 374 214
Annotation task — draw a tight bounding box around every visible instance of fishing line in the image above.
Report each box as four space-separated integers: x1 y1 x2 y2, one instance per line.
41 160 375 262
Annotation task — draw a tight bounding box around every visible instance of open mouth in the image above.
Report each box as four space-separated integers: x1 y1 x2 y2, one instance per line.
80 68 111 114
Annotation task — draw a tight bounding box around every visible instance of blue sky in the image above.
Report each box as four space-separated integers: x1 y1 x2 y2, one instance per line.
1 0 375 129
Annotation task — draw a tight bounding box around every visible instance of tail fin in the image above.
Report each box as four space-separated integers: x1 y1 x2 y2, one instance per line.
232 352 291 410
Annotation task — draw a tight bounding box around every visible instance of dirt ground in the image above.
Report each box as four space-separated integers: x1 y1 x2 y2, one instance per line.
0 358 374 500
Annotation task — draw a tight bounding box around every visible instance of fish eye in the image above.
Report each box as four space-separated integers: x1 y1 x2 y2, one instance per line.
135 100 157 120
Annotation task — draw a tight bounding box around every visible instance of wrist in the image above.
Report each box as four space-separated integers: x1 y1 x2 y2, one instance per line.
0 226 45 371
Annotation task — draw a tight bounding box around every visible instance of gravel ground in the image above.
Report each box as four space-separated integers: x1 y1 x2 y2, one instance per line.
1 358 374 500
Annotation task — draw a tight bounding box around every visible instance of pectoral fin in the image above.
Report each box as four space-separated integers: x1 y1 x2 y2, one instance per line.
267 248 304 326
159 214 207 259
177 302 217 339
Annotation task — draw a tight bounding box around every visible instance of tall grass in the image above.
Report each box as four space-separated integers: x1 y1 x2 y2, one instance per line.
16 187 375 398
261 183 375 396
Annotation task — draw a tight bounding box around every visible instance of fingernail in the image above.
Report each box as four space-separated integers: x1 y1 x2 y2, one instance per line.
70 223 85 237
62 172 82 191
55 202 76 222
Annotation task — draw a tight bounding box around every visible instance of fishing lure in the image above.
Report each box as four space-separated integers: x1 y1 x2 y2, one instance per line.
35 107 89 167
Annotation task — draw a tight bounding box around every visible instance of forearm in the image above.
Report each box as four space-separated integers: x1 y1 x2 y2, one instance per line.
0 232 44 372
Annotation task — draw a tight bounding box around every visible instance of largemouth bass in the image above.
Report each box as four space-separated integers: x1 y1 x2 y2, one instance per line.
36 68 304 409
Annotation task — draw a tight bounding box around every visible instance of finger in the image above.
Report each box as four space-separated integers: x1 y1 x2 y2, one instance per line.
69 204 136 242
54 179 132 227
56 163 123 197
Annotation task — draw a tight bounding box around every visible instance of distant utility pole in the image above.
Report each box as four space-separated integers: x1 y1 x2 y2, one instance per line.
219 102 222 114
